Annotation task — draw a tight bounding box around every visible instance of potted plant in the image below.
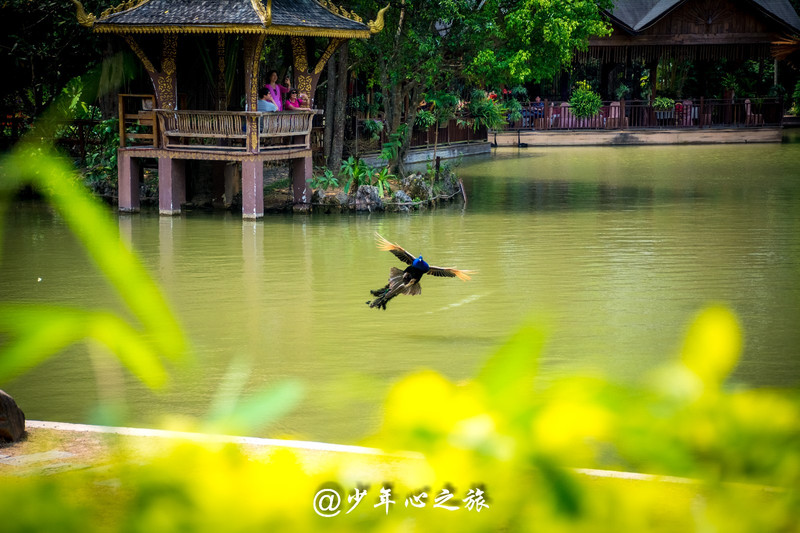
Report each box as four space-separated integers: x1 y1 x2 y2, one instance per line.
569 80 603 119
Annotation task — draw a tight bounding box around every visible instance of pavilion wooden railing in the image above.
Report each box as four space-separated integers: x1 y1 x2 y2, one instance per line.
155 109 321 153
504 97 784 131
119 94 158 147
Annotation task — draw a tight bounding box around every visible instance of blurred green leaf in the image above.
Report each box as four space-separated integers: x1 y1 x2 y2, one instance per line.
476 321 544 415
205 380 304 434
0 304 167 389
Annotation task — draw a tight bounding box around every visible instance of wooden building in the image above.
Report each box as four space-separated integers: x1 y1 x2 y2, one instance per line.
581 0 800 98
71 0 387 218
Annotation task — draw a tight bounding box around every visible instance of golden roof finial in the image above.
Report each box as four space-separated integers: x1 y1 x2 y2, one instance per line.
368 4 390 34
70 0 96 27
251 0 271 25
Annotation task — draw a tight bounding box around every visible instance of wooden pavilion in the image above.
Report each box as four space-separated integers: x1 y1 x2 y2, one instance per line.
71 0 387 217
580 0 800 98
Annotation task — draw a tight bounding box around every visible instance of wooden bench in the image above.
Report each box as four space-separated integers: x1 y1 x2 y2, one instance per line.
155 109 322 153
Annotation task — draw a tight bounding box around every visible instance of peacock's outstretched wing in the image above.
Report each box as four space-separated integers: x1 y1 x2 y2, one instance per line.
375 233 415 265
426 266 474 281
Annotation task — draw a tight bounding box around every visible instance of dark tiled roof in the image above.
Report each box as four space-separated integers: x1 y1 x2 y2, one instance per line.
95 0 370 33
607 0 800 33
752 0 800 31
101 0 262 26
272 0 366 31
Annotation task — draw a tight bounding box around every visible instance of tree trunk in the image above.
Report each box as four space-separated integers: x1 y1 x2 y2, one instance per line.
395 84 423 177
323 53 336 163
98 41 119 119
328 42 349 175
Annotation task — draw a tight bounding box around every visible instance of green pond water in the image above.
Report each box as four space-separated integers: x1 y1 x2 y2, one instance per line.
2 136 800 444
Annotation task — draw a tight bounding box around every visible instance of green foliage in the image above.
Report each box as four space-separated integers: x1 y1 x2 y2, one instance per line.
414 109 436 130
463 89 508 131
0 0 127 116
82 118 121 194
653 96 676 111
1 306 799 532
505 98 524 123
310 167 339 190
569 80 603 119
351 93 383 116
362 118 384 140
373 166 395 198
792 81 800 115
463 0 612 86
615 83 631 101
379 123 408 162
339 156 374 194
511 85 529 102
0 54 190 389
0 145 188 388
56 77 102 121
721 72 739 94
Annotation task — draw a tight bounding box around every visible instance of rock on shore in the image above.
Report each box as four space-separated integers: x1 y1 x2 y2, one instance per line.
0 390 25 442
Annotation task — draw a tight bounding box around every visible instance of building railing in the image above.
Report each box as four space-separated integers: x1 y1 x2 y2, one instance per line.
349 117 488 156
505 97 784 131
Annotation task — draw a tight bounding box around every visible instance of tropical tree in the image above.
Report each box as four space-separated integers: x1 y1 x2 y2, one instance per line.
425 91 459 169
349 0 611 174
0 0 112 117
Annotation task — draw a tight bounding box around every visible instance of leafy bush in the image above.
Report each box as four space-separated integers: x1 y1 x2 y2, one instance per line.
569 80 602 118
311 167 339 190
414 109 436 130
511 85 528 102
505 98 523 123
350 93 382 116
615 83 631 100
362 119 384 140
82 118 120 195
373 166 395 198
380 123 407 162
463 89 508 131
792 81 800 115
339 156 374 194
653 96 676 111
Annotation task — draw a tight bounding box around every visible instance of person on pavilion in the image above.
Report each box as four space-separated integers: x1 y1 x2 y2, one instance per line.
257 88 278 113
284 89 308 109
265 70 291 111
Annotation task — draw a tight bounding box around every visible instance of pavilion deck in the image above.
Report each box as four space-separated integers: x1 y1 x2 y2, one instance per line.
117 94 321 218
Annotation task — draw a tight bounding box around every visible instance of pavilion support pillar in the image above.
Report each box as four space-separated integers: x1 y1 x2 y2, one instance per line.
291 36 345 104
241 159 264 219
158 157 186 215
291 156 313 212
124 34 178 111
118 151 140 213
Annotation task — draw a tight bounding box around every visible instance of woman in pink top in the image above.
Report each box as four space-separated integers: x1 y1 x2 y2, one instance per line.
284 89 307 109
265 70 290 111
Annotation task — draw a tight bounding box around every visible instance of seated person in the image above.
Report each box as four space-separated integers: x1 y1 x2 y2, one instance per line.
284 89 307 109
257 88 278 112
532 96 544 118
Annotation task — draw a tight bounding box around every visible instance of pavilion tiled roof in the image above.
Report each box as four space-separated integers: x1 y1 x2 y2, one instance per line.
91 0 371 37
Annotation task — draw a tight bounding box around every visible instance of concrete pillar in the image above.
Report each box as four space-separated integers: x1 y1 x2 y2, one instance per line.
241 159 264 219
223 162 241 208
118 151 140 213
292 155 313 212
158 157 186 215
